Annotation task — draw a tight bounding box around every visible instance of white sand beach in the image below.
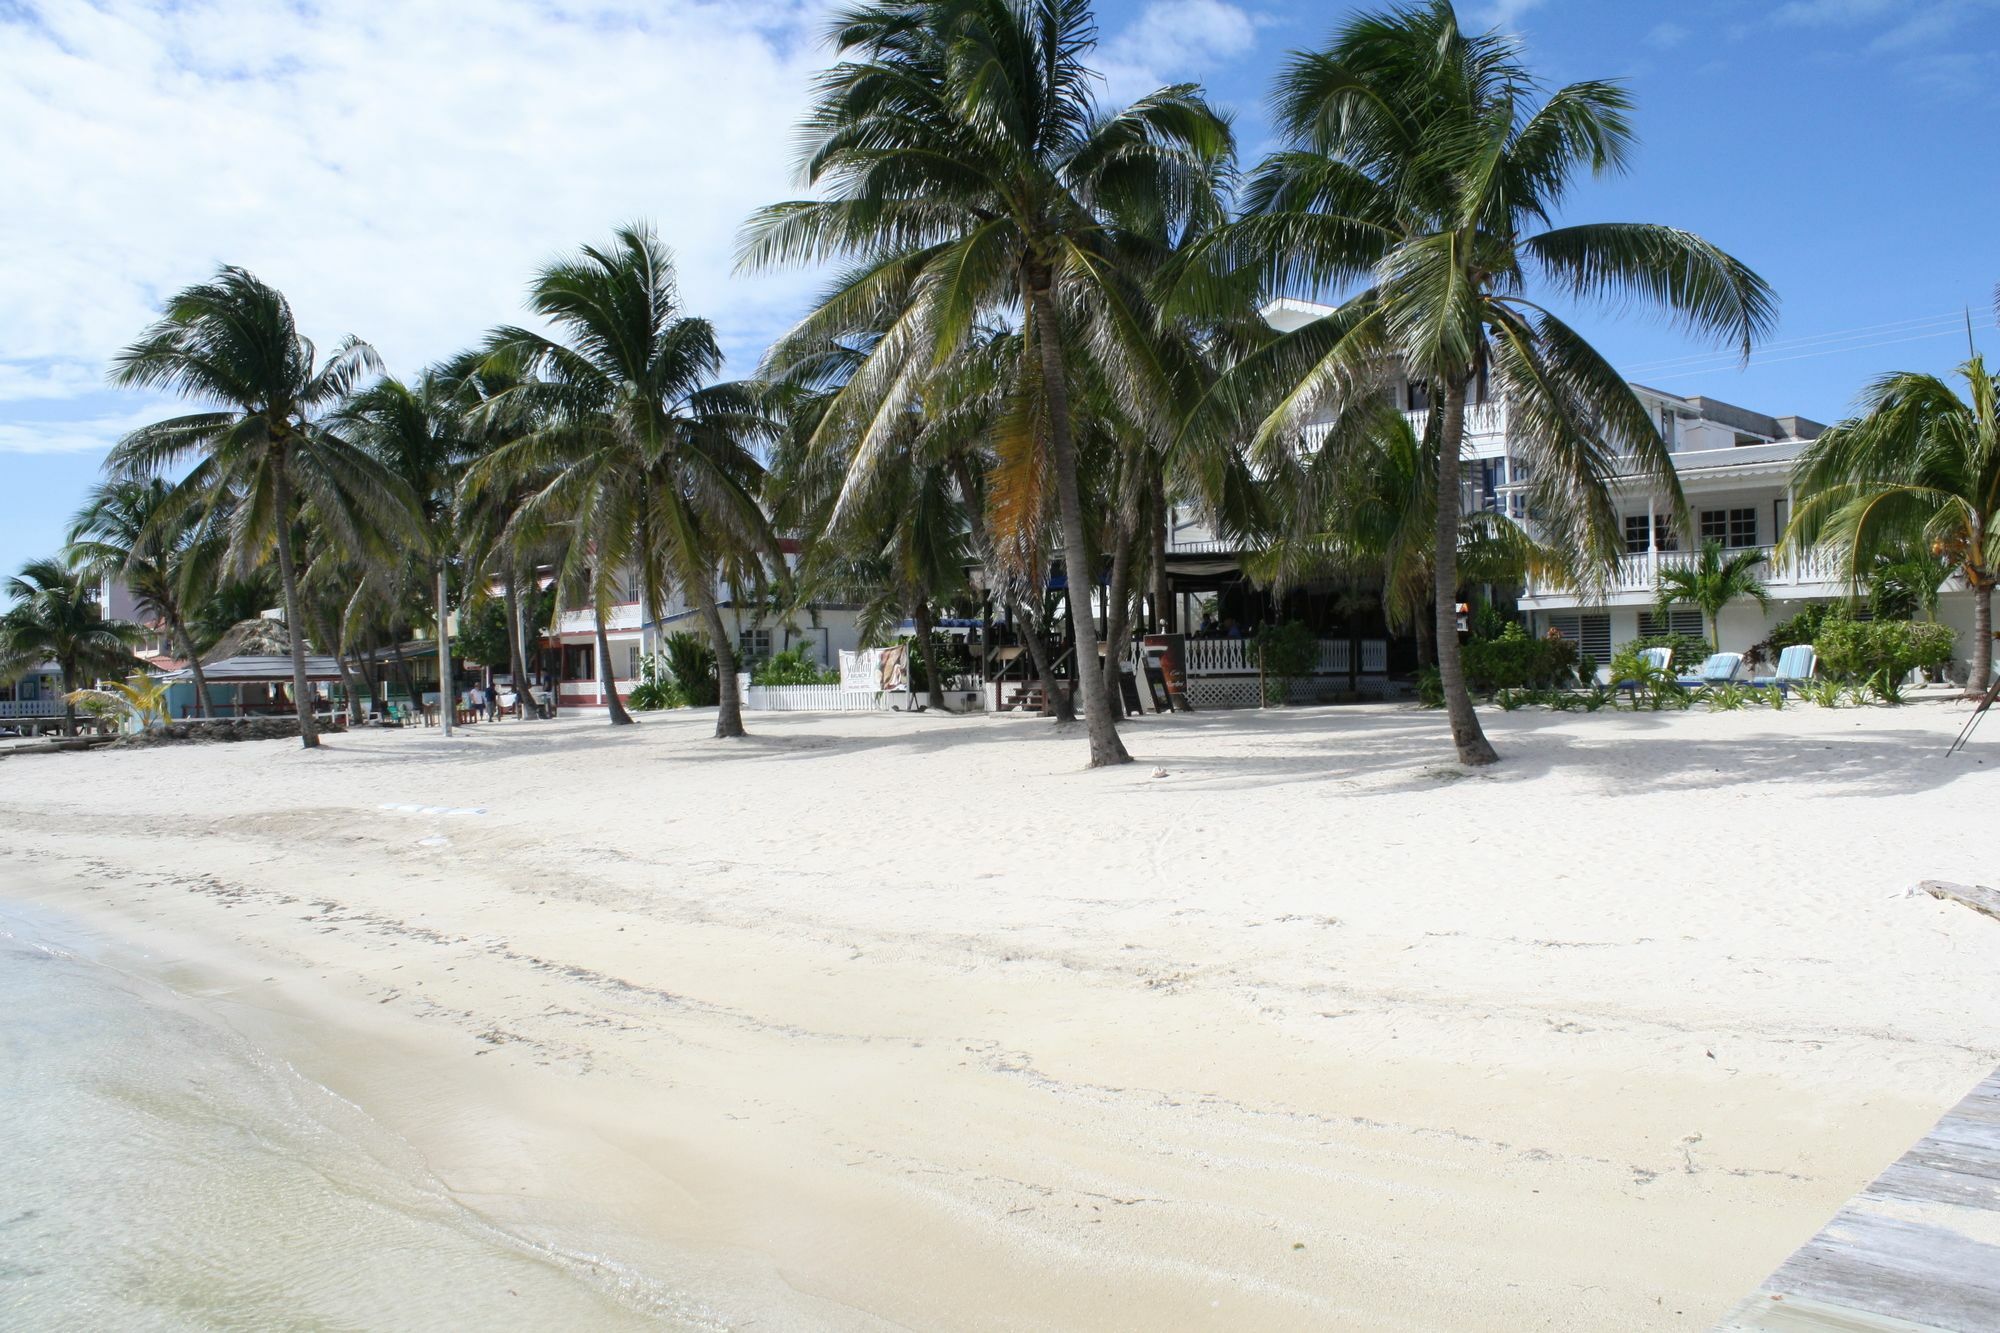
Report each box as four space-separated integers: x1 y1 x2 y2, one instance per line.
4 702 1998 1330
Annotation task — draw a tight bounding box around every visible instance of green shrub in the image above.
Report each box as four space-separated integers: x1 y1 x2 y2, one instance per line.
1766 602 1839 654
752 647 838 686
1415 665 1444 708
1623 632 1712 669
1462 623 1578 692
1814 618 1956 701
661 631 718 706
1252 620 1320 703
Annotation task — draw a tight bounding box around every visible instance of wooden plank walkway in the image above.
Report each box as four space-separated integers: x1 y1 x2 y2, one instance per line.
1718 1067 2000 1331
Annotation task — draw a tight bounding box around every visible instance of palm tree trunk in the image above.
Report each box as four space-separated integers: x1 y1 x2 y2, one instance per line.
432 564 455 736
1100 505 1139 719
270 468 319 749
1971 578 1993 695
170 613 210 719
502 572 527 709
913 600 946 710
60 662 77 738
1433 379 1498 765
1016 604 1072 721
1027 277 1129 767
389 638 420 719
1151 482 1174 634
689 571 744 738
593 609 634 726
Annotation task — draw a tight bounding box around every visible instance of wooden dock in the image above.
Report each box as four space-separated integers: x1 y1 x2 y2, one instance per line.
1718 1067 2000 1331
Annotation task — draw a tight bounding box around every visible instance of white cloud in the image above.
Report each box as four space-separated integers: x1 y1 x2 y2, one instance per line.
0 402 172 456
0 0 836 425
1467 0 1546 32
1099 0 1261 102
1646 21 1688 50
1768 0 2000 91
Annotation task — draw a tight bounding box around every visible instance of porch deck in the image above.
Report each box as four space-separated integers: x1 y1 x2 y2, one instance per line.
1716 1065 2000 1331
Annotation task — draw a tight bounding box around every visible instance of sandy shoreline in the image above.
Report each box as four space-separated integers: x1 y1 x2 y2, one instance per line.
4 702 1999 1329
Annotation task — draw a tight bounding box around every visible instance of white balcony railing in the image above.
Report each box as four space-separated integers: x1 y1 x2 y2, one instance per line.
1181 638 1389 676
1528 545 1854 599
0 700 65 718
1404 400 1508 440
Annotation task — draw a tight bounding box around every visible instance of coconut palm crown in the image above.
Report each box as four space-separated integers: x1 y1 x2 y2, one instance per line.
0 558 147 737
104 267 412 747
468 224 775 736
1787 354 2000 690
1652 539 1770 650
739 0 1236 767
1179 0 1774 762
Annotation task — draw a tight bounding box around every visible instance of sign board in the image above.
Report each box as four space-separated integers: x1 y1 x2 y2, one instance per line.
1142 634 1191 712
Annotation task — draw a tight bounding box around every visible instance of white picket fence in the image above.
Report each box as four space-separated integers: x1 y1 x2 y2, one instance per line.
737 675 895 713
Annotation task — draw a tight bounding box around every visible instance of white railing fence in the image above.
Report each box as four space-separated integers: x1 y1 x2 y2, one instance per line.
0 700 64 718
1180 638 1389 677
739 676 894 712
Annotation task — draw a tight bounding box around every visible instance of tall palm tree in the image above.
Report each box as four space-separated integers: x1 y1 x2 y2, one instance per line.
1652 539 1769 650
470 224 774 735
105 267 410 748
740 0 1234 767
1180 0 1773 763
1249 409 1563 662
66 476 220 718
0 559 146 736
1788 355 2000 690
341 372 470 730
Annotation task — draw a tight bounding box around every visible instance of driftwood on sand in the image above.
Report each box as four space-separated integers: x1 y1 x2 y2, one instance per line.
1920 879 2000 924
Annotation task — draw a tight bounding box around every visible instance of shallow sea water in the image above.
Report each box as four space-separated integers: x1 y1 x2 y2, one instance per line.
0 898 706 1331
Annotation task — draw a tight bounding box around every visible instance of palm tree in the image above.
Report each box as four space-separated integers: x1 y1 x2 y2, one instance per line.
66 476 220 718
341 372 470 731
471 224 774 735
1250 409 1563 663
1179 0 1773 763
1653 539 1769 650
740 0 1235 767
1788 355 2000 690
0 559 146 736
105 267 411 748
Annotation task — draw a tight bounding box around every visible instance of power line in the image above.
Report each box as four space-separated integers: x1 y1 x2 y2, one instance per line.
1640 321 2000 384
1622 309 1981 374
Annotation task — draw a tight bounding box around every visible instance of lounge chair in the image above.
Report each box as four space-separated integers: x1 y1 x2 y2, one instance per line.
1614 645 1674 695
1676 652 1743 688
1750 645 1816 695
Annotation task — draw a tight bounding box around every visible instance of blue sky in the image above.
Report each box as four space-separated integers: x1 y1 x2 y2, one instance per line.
2 0 1996 579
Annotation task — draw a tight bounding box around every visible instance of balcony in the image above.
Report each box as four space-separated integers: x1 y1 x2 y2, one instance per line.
1524 545 1853 603
1182 637 1389 676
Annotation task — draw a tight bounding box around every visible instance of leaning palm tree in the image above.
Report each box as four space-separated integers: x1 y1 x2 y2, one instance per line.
1179 0 1773 763
105 268 411 748
66 476 221 717
740 0 1235 767
1652 539 1769 650
470 224 775 735
0 558 146 736
1788 354 2000 690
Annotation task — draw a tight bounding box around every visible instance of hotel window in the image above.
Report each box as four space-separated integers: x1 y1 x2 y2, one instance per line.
1622 514 1679 554
738 628 772 666
1545 613 1611 665
1700 508 1759 548
1638 609 1706 639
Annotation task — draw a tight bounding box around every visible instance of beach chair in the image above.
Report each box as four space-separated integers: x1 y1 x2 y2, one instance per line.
1676 652 1743 688
1614 646 1673 695
1750 644 1816 696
